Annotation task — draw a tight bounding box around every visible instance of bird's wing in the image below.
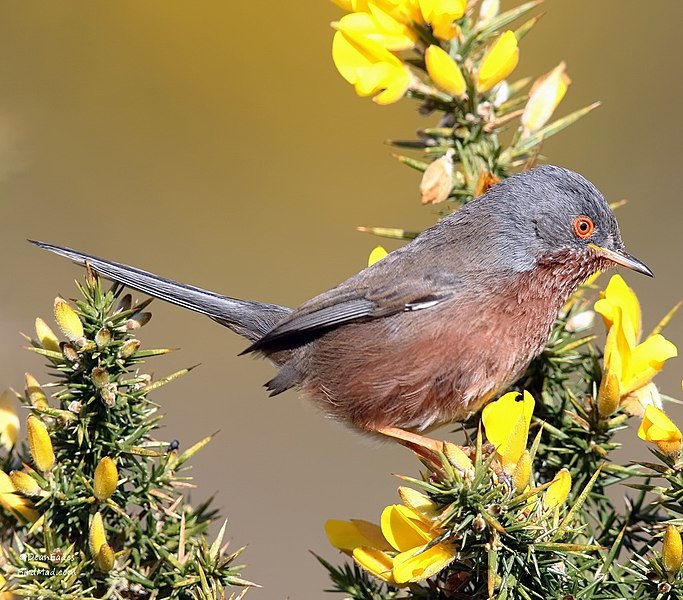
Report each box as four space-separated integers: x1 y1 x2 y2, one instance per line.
243 269 460 354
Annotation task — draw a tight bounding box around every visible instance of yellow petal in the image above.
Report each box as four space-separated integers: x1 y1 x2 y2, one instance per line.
89 512 107 556
594 274 641 340
26 415 55 473
482 390 535 472
332 0 371 12
94 457 118 501
419 0 465 40
638 405 683 456
337 9 416 51
622 334 677 395
663 524 683 576
35 317 60 352
352 546 395 583
368 246 388 266
521 62 570 135
0 390 19 451
392 543 454 583
0 471 39 523
425 45 466 97
543 468 572 509
477 30 519 93
54 297 84 342
381 504 431 552
325 519 391 551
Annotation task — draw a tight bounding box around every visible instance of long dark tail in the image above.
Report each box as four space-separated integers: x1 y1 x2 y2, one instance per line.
30 241 292 343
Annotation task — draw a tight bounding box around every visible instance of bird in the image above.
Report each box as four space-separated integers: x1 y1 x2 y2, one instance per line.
32 165 653 452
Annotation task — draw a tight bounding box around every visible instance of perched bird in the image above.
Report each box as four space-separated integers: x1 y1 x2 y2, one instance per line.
33 165 652 451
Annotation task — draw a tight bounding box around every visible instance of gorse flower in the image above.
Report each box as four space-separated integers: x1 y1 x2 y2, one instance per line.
368 245 388 266
481 390 534 474
595 275 678 415
425 45 466 97
326 501 454 584
476 31 519 93
638 405 683 457
0 471 39 523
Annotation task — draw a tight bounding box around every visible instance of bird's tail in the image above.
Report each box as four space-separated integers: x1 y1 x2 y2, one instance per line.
30 241 292 343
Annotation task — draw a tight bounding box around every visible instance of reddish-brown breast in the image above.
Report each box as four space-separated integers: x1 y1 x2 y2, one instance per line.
298 250 609 432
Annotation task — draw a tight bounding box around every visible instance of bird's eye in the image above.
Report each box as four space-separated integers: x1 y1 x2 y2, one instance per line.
572 216 595 239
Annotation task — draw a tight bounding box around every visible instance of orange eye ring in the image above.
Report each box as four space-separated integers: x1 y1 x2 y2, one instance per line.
573 216 595 239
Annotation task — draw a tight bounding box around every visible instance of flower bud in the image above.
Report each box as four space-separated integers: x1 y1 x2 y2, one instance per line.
94 457 118 501
564 310 595 333
425 45 466 97
25 373 49 411
477 31 519 93
35 317 60 352
0 389 19 451
419 149 454 205
0 471 39 523
478 0 500 24
89 511 107 556
663 524 683 577
26 415 55 473
398 486 436 520
100 383 118 408
543 468 571 509
119 339 141 359
512 450 532 494
60 342 79 363
54 297 85 343
444 441 474 473
95 542 115 572
90 367 110 389
597 370 620 418
126 312 152 330
9 470 41 496
521 62 570 136
95 328 111 349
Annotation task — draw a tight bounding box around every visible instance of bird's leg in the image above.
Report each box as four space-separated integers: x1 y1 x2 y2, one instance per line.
375 426 444 453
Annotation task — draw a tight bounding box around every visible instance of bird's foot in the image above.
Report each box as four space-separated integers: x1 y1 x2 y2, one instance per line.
375 426 446 464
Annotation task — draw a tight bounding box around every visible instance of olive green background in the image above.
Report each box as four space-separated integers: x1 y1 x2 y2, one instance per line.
0 1 682 597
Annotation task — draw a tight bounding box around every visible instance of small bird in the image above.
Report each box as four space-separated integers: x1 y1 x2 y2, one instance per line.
33 165 652 451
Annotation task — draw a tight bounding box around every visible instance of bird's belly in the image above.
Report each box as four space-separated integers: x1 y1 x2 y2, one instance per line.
298 300 552 432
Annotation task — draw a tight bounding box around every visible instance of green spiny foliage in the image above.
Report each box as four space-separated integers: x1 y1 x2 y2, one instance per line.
0 271 254 599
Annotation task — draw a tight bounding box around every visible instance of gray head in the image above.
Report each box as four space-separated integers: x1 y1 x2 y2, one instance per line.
460 164 652 278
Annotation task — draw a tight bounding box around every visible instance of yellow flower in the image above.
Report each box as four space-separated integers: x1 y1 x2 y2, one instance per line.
25 373 49 411
93 457 118 501
26 415 55 473
0 390 19 451
477 31 519 93
326 503 454 584
482 390 535 473
332 30 413 104
0 470 39 523
425 45 466 97
543 468 572 509
336 5 417 51
333 0 371 11
638 405 683 457
663 524 683 577
419 0 466 40
419 147 455 204
368 246 388 266
595 275 677 414
521 62 571 136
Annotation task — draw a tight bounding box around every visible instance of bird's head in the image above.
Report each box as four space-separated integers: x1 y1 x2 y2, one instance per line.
480 164 652 279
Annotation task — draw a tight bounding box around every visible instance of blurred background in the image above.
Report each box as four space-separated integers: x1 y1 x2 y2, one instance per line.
0 1 682 597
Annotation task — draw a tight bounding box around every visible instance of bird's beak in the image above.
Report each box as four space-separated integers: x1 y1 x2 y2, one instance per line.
588 243 654 277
